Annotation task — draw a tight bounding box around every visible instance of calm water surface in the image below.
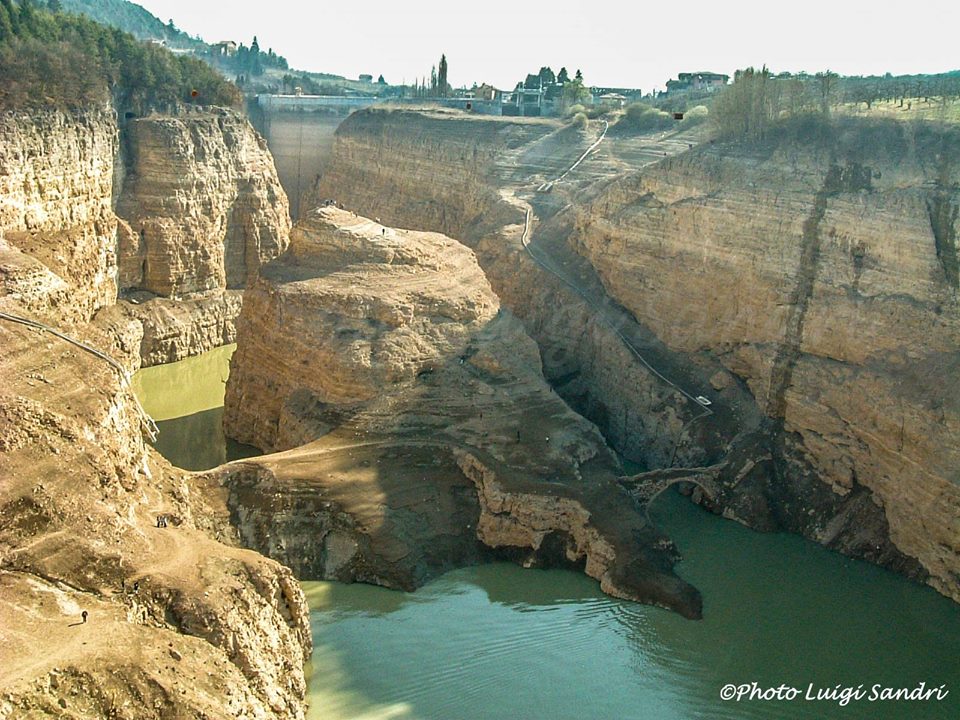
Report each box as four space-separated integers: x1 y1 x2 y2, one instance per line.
132 344 258 470
135 346 960 720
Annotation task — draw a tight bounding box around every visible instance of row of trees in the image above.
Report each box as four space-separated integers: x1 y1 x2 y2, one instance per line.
713 66 960 141
0 0 240 112
513 65 589 112
408 54 450 98
215 36 288 79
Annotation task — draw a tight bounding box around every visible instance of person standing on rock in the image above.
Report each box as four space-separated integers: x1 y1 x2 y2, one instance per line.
81 610 88 624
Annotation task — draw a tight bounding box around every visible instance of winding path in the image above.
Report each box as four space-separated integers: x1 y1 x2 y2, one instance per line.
515 121 714 458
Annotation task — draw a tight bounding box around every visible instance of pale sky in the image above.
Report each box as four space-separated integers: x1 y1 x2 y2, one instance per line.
137 1 959 91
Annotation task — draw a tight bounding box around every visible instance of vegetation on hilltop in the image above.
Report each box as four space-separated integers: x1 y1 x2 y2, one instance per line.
713 66 960 141
58 0 202 48
58 0 290 83
0 0 240 111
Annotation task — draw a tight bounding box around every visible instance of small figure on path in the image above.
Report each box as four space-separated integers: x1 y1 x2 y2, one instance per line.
81 610 88 624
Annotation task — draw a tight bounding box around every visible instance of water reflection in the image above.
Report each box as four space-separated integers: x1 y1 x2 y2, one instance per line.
153 407 259 471
304 492 960 720
131 346 960 720
132 344 260 471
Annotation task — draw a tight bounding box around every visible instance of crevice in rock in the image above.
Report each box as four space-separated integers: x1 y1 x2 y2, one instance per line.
765 162 840 421
927 153 959 290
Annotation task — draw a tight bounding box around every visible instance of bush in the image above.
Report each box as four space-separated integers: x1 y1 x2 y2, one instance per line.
570 111 588 128
682 105 709 126
614 102 672 133
565 103 586 118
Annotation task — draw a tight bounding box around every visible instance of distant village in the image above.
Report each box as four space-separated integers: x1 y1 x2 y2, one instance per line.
150 35 729 118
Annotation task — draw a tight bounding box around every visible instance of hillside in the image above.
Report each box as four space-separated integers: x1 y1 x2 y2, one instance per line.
0 2 239 111
59 0 202 48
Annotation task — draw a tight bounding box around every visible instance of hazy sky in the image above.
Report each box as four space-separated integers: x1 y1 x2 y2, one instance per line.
137 1 959 91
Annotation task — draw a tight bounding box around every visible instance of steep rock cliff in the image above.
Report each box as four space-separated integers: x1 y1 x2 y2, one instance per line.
307 109 716 470
0 109 120 322
117 108 290 299
572 127 960 600
0 107 308 717
218 208 703 617
0 106 290 365
299 108 959 602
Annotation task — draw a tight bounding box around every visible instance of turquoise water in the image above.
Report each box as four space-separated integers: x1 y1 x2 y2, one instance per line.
303 494 960 720
135 346 960 720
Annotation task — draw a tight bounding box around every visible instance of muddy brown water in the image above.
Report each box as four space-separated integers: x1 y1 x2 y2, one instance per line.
134 346 960 720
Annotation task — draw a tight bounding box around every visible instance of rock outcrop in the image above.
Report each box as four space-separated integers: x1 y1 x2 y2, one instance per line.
298 108 959 603
307 109 730 469
117 109 290 299
0 106 289 366
0 316 311 719
217 208 703 618
1 107 309 717
0 109 120 322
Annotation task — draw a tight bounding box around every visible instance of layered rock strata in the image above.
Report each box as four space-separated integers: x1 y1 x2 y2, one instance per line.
117 108 290 298
0 110 120 322
1 107 309 717
572 127 960 600
218 208 703 617
298 108 959 602
308 109 724 469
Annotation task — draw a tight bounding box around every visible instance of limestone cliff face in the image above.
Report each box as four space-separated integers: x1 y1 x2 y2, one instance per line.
572 128 960 601
0 109 120 322
219 208 703 618
224 207 500 452
305 109 732 469
310 108 557 233
298 108 958 603
0 107 290 365
117 108 290 299
1 107 307 717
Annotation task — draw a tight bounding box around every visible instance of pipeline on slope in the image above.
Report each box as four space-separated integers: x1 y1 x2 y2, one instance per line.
519 120 713 465
0 310 159 442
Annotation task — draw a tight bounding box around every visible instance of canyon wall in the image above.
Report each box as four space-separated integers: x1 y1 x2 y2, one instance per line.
572 126 960 601
117 108 290 298
309 109 720 470
0 109 120 322
217 208 703 618
0 107 309 717
0 106 291 366
305 108 959 602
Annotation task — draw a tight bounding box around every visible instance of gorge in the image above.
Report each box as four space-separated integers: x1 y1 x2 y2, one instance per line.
2 96 958 720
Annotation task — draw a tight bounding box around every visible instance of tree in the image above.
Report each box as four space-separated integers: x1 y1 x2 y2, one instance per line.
557 67 569 84
538 66 555 85
1 0 18 34
815 69 838 115
430 64 437 95
712 66 781 141
250 35 263 75
0 3 11 41
377 74 385 84
561 78 591 111
575 68 583 82
46 0 62 12
438 54 448 97
19 0 38 32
